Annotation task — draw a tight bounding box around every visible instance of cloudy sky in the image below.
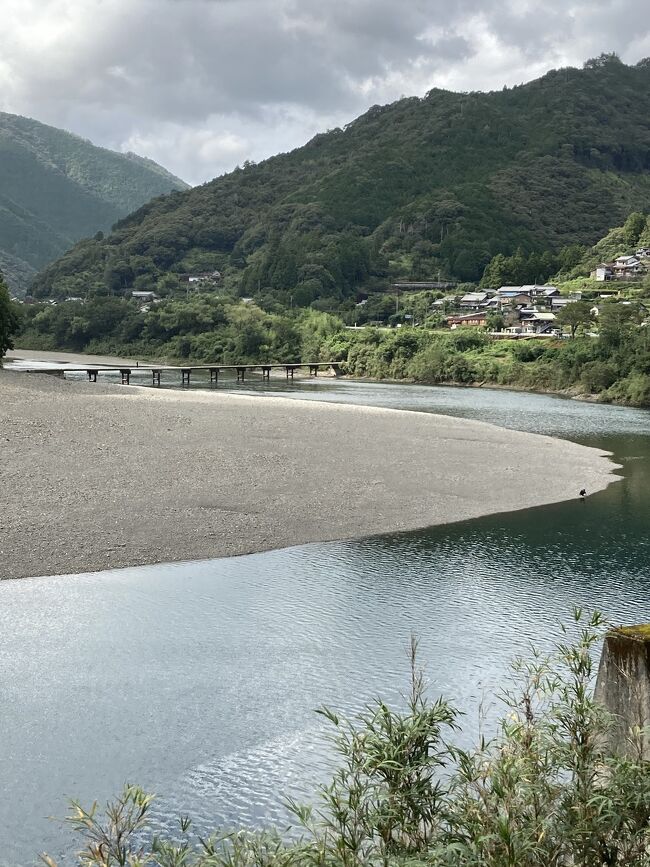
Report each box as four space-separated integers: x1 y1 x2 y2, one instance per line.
2 0 649 185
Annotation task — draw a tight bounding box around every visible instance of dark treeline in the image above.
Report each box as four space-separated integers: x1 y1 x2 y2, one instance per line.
15 287 650 406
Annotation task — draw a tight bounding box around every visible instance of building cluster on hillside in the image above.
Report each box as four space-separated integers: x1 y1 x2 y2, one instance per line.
177 270 221 285
592 248 650 282
443 284 568 336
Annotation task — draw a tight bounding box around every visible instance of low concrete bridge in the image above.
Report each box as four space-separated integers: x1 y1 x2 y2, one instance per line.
19 360 341 387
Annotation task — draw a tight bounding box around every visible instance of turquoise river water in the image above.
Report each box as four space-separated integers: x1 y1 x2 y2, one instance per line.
1 373 649 864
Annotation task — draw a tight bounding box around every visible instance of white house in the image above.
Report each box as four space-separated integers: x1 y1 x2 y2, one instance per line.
593 264 614 282
612 255 646 280
177 270 222 286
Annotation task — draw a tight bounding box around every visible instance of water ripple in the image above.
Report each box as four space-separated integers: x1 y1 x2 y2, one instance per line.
1 381 649 865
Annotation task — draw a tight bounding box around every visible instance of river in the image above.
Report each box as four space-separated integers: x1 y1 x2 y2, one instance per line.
1 374 649 865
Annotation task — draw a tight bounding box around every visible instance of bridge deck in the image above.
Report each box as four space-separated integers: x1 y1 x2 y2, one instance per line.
17 361 334 371
16 360 340 385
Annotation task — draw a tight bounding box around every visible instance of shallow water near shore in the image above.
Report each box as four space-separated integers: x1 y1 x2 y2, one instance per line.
1 377 650 865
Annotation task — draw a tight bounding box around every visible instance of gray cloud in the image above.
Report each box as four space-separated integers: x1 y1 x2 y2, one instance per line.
1 0 649 184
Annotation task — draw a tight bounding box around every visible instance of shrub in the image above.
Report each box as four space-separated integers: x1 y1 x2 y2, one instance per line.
409 344 451 382
606 373 650 406
45 612 650 867
580 361 618 393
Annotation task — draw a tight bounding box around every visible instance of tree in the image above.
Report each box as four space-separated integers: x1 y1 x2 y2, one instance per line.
556 300 593 337
486 311 505 332
557 244 586 272
157 273 182 297
480 253 509 288
598 302 644 355
0 273 21 359
623 211 646 246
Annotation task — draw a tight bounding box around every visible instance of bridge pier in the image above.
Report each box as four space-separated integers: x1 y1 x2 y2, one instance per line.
18 360 342 386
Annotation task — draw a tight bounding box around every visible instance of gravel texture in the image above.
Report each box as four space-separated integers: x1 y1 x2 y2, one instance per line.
0 369 621 579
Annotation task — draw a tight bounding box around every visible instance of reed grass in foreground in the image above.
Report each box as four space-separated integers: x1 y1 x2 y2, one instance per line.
43 611 650 867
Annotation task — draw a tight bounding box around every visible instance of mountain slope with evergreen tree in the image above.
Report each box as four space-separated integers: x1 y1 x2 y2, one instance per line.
0 111 188 292
33 54 650 305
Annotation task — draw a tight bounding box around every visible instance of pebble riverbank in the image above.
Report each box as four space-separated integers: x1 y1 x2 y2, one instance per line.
0 369 621 579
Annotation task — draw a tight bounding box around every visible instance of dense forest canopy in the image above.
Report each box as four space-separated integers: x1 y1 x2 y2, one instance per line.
0 112 188 293
33 54 650 306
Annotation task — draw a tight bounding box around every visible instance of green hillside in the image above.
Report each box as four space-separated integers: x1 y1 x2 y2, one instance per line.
0 112 188 292
32 54 650 305
15 209 650 406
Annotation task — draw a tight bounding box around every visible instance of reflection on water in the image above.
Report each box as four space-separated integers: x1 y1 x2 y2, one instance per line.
0 378 649 865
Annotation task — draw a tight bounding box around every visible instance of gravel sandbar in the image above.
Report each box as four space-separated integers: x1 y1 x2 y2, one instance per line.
0 370 620 579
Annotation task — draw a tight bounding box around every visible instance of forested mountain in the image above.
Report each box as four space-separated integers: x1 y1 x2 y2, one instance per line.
0 112 188 292
33 54 650 305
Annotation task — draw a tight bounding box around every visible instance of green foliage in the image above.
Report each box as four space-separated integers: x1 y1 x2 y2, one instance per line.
45 612 650 867
556 301 594 337
18 205 650 407
581 360 618 392
606 372 650 405
32 59 650 304
17 282 650 406
0 271 21 357
0 111 187 293
17 296 345 366
553 211 650 281
480 248 559 288
624 212 647 245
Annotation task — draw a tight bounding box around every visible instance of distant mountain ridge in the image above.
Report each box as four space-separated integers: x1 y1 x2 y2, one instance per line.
32 54 650 305
0 111 188 292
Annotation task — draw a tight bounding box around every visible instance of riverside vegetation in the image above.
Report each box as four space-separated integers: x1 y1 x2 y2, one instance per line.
0 272 20 358
42 612 650 867
9 211 650 406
